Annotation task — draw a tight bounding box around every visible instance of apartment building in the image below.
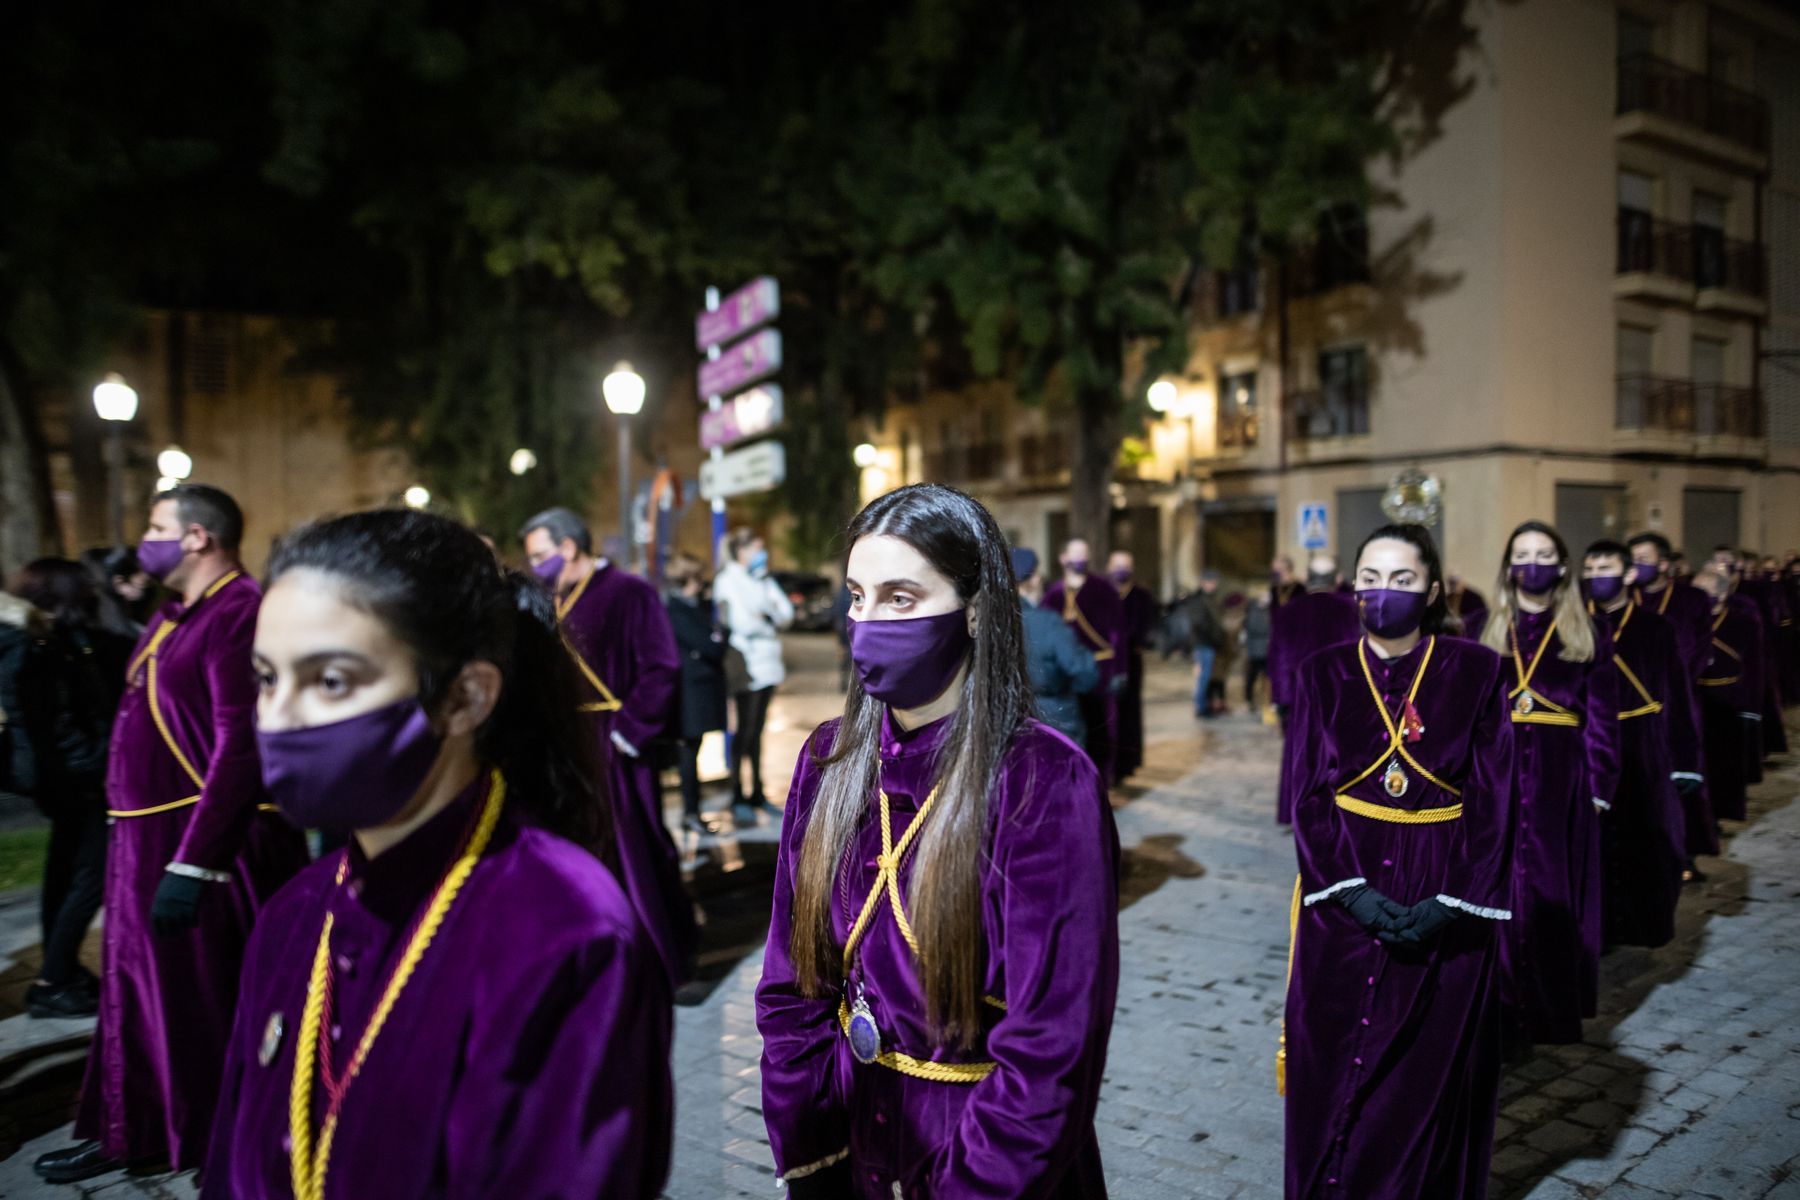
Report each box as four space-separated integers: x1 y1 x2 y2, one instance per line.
854 0 1800 594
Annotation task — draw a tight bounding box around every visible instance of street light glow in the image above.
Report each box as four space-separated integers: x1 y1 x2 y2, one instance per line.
93 373 139 422
155 476 178 493
403 485 431 509
1147 379 1178 414
510 448 538 475
157 445 193 480
853 442 879 468
603 362 646 415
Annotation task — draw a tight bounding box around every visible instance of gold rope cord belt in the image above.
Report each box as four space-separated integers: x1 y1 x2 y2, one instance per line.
553 568 625 713
1334 795 1464 823
1700 624 1743 687
110 572 244 818
837 787 1002 1084
1062 590 1115 661
1337 636 1462 799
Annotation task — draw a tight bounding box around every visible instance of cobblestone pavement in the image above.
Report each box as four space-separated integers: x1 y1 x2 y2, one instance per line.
6 642 1800 1198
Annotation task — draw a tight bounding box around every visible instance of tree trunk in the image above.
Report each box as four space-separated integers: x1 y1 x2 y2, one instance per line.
1069 379 1122 558
0 348 60 575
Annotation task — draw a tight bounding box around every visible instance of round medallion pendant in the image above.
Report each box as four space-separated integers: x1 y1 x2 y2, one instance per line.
1514 692 1535 716
848 998 882 1064
1382 758 1409 799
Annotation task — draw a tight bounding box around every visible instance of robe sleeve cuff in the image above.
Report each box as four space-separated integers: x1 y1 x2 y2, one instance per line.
1742 711 1762 721
166 862 233 885
1671 771 1703 783
1434 894 1512 920
777 1147 850 1184
1592 796 1611 812
609 730 641 759
1302 877 1366 907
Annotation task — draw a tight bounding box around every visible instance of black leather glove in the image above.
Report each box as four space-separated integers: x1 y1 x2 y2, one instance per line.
150 871 209 936
1334 884 1409 935
784 1159 853 1199
1378 898 1461 948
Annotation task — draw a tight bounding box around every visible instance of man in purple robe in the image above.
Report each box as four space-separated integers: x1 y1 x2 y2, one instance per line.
1107 549 1157 783
1042 538 1126 782
1629 532 1715 861
522 508 696 992
1731 553 1789 755
37 485 308 1185
1692 565 1764 824
1584 542 1695 948
1268 554 1362 823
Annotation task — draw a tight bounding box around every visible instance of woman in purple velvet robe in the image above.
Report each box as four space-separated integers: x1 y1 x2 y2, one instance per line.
1582 541 1694 949
1480 521 1619 1048
1285 524 1514 1200
758 484 1119 1199
206 510 671 1199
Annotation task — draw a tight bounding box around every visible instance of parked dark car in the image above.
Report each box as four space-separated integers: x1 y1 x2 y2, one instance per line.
772 571 837 632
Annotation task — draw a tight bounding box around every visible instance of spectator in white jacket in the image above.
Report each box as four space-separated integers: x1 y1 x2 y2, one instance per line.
712 528 794 820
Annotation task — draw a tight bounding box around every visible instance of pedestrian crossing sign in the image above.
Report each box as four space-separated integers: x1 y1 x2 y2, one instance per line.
1299 504 1328 550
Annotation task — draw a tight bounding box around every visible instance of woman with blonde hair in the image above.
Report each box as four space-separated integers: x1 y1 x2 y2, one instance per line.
1481 520 1619 1048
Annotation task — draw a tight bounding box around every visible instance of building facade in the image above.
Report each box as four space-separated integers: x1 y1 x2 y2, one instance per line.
854 0 1800 596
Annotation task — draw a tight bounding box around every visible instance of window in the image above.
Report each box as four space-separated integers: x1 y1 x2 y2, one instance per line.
1218 370 1258 449
1617 171 1657 272
1311 206 1370 292
1692 336 1727 385
1618 13 1656 62
1314 347 1370 437
1693 192 1729 288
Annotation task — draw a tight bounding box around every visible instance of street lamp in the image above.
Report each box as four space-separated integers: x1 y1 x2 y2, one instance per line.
1147 379 1178 413
403 485 431 509
853 442 879 468
603 362 646 570
93 373 139 542
509 447 538 476
157 445 193 482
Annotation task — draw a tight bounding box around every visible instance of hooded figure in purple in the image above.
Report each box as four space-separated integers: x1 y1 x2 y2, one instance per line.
36 486 308 1187
1583 542 1695 949
206 510 671 1199
1109 549 1158 783
1270 555 1363 824
759 485 1119 1199
1692 565 1764 824
1042 537 1126 783
521 507 696 991
1481 522 1619 1047
1285 524 1514 1200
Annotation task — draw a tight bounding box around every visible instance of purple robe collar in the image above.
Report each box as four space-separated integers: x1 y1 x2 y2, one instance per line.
878 710 954 803
343 773 488 921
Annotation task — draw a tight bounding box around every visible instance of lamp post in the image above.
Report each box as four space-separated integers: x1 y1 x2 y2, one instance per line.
93 373 139 542
603 362 646 570
509 447 538 476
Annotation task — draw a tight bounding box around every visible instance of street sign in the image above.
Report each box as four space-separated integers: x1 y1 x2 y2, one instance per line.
698 328 782 399
695 276 780 351
700 384 784 452
1299 503 1328 551
700 441 787 501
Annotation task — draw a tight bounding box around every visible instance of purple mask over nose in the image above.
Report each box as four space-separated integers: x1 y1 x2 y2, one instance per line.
847 609 972 709
1510 562 1562 595
1109 569 1132 586
531 554 565 586
1357 588 1431 639
258 698 441 834
137 536 185 581
1584 575 1625 604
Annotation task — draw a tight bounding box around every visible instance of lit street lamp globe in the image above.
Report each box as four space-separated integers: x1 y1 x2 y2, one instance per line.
155 476 179 493
157 445 193 481
1147 379 1178 414
603 363 646 415
853 442 879 468
403 485 431 509
510 448 538 476
93 373 139 422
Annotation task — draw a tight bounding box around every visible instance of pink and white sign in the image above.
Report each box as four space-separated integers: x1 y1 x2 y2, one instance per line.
695 276 780 351
698 328 782 399
700 385 784 451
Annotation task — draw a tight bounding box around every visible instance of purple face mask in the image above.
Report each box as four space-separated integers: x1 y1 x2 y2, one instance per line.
1510 562 1562 595
137 536 185 581
847 608 972 709
1584 575 1625 604
1109 569 1132 586
1064 559 1089 576
531 554 566 586
1357 588 1431 639
258 698 441 834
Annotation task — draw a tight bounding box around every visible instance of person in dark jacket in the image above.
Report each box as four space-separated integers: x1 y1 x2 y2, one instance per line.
1185 570 1228 718
664 553 730 834
1013 548 1100 747
1242 589 1273 709
11 559 134 1018
78 545 152 640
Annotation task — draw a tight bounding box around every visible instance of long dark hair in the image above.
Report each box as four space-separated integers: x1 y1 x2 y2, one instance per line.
266 510 611 858
1353 524 1451 636
791 484 1033 1047
10 558 100 631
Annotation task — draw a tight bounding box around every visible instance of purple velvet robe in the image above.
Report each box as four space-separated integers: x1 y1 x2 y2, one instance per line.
1496 609 1619 1046
1697 597 1764 823
1113 582 1158 782
1043 577 1127 783
556 562 696 990
76 572 308 1169
204 781 672 1198
1446 584 1489 643
1592 603 1692 948
1270 592 1362 824
757 713 1120 1198
1285 635 1514 1200
1737 581 1789 755
1632 580 1715 855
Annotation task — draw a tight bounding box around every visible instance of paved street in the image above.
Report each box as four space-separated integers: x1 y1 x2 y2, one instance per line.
4 635 1800 1197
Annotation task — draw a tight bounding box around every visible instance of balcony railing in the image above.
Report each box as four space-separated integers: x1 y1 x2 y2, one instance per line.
1616 209 1765 297
1617 54 1769 154
1018 431 1070 476
1217 405 1259 450
923 442 1004 483
1692 226 1765 295
1615 375 1762 439
1215 267 1259 317
1286 389 1369 441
